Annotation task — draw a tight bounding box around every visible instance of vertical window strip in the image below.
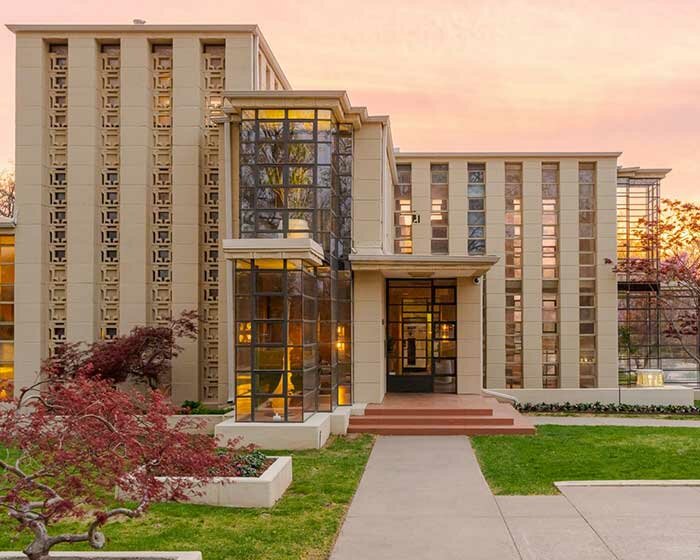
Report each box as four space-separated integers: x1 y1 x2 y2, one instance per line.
542 162 560 388
47 43 68 349
394 164 413 254
430 163 449 254
467 163 486 255
0 234 14 400
199 44 225 402
505 163 523 388
99 43 120 340
150 43 173 326
579 162 597 387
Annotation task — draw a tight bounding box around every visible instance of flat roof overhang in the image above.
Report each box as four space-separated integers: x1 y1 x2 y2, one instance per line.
222 238 325 266
349 253 499 278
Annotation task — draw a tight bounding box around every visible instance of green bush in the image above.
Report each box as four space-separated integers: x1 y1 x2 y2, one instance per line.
180 400 232 415
516 401 700 415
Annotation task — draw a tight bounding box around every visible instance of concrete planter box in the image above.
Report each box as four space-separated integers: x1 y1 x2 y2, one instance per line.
167 411 233 435
216 413 331 449
118 456 292 508
0 553 201 560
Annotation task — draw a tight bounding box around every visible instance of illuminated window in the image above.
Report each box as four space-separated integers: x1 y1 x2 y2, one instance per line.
99 43 120 341
505 163 523 388
150 43 173 327
579 163 597 387
542 162 560 388
199 44 226 402
394 164 413 254
430 164 449 254
0 234 13 399
236 109 354 419
467 163 486 255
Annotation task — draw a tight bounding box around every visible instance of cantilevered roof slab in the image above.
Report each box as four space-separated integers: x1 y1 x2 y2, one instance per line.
349 253 499 278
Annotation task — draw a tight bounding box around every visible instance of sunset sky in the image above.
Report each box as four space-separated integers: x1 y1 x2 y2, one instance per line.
1 0 698 200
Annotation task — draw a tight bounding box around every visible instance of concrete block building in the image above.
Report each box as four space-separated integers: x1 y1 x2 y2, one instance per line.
7 23 685 422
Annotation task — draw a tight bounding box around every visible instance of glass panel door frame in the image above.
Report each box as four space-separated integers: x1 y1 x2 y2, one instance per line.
386 278 457 393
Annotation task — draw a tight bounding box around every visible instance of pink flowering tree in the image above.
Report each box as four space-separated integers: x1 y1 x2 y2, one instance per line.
0 374 241 560
616 198 700 367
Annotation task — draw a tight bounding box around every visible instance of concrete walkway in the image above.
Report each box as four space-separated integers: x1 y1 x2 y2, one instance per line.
331 436 700 560
531 416 700 427
331 436 520 560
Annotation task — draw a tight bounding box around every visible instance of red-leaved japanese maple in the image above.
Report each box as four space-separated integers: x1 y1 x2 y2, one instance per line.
0 375 242 560
41 310 198 392
616 198 700 367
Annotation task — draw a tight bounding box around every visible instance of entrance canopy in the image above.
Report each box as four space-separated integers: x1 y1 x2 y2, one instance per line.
349 253 499 278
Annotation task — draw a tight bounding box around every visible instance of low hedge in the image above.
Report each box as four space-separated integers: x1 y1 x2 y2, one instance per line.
516 401 700 416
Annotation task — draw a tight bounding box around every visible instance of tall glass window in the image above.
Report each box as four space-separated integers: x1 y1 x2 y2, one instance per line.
236 109 353 420
505 163 523 388
579 163 597 387
0 234 13 400
394 164 413 254
234 259 318 422
467 163 486 255
430 164 449 254
542 162 560 388
240 108 352 263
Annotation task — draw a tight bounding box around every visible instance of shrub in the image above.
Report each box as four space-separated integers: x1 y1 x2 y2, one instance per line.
516 401 700 415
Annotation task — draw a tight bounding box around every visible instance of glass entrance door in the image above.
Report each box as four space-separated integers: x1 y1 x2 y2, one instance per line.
386 279 457 393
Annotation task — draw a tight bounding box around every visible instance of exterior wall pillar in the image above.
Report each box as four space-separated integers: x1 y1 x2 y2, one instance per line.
559 160 580 388
448 161 466 255
484 160 506 388
225 35 254 90
66 37 100 344
522 160 543 388
170 36 202 402
457 277 483 394
218 119 236 403
119 37 150 332
14 36 47 392
352 123 383 255
411 160 431 255
352 270 385 403
597 159 619 388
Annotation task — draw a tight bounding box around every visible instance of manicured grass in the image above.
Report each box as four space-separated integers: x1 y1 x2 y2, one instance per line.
472 425 700 495
0 434 374 560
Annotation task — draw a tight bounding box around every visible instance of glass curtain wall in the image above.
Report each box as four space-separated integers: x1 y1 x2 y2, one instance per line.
235 109 352 421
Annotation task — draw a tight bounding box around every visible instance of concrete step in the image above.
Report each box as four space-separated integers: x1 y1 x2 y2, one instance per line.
350 415 515 426
347 424 536 436
364 407 493 417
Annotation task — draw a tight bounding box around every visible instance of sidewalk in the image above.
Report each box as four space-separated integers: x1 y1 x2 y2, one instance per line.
330 436 520 560
331 436 700 560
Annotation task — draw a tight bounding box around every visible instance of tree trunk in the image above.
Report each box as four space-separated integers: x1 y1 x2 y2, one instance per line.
23 544 51 560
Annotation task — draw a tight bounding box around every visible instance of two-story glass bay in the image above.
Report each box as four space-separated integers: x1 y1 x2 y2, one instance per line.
8 25 677 426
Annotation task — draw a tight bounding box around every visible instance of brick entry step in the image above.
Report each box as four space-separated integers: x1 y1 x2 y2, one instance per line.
347 394 535 436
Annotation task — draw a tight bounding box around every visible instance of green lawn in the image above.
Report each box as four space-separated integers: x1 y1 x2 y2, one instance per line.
0 434 374 560
472 425 700 495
